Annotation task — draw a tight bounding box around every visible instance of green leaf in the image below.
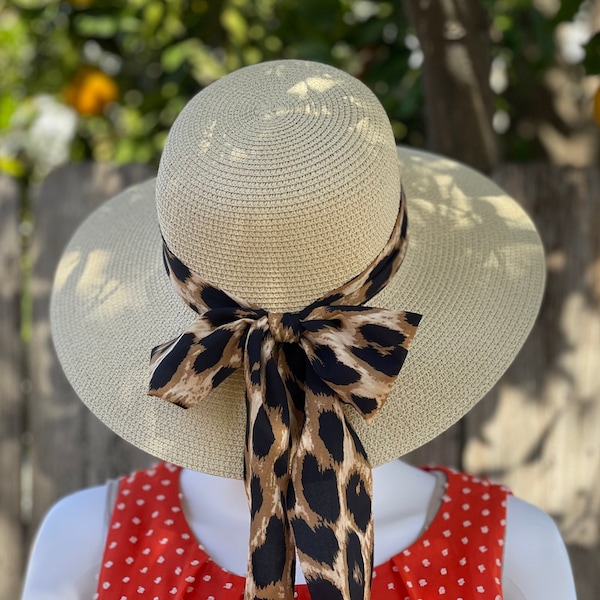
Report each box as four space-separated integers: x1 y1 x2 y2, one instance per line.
583 32 600 75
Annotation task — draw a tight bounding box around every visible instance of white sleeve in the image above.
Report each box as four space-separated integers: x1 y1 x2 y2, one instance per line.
21 486 108 600
502 495 577 600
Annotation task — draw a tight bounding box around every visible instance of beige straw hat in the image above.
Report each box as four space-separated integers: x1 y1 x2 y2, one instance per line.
50 59 545 479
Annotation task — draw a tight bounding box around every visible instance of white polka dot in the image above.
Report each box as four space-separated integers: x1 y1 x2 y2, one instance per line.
403 565 410 573
146 469 156 477
154 577 162 584
462 520 471 527
165 519 175 526
462 503 470 511
191 560 200 566
442 530 451 538
478 564 486 573
402 549 411 556
145 529 154 536
224 583 233 589
162 480 172 486
122 489 131 496
136 499 145 506
482 493 490 501
477 586 485 593
120 596 127 600
406 581 413 588
461 536 469 544
137 587 145 594
160 537 169 545
495 558 501 567
112 522 122 530
142 484 152 491
125 557 134 565
156 495 166 501
132 517 141 525
495 577 501 585
442 512 450 520
157 556 165 564
123 577 131 583
109 541 118 549
440 568 447 575
140 567 148 574
104 561 113 568
176 547 184 554
142 548 151 555
129 536 138 543
169 587 177 595
438 586 446 594
418 579 427 587
392 565 399 572
479 545 488 553
151 511 160 519
185 576 195 583
387 583 395 590
459 557 467 566
117 503 126 510
481 525 489 533
181 533 190 540
498 539 504 546
175 567 182 575
482 509 490 517
172 506 181 513
422 539 430 547
462 487 471 494
102 582 110 590
500 519 506 526
203 575 212 582
422 559 430 567
441 548 448 556
186 587 194 594
457 578 465 586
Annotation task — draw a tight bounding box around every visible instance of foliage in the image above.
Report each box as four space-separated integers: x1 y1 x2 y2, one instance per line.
0 0 593 179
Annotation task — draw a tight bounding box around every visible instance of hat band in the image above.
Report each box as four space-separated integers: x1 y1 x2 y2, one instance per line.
148 187 421 600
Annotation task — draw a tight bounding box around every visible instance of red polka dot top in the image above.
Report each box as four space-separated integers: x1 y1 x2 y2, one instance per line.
95 462 509 599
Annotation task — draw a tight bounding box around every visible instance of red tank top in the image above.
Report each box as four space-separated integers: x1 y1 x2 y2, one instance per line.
95 462 508 599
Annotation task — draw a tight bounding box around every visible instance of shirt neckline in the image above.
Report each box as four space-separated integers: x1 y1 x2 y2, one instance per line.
163 462 454 588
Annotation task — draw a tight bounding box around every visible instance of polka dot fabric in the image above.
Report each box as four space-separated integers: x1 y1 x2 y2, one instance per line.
95 462 509 599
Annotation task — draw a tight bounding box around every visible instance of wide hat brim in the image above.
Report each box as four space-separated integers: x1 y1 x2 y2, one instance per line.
50 146 545 478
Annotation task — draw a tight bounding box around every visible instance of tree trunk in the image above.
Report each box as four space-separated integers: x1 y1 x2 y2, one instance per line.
403 0 498 173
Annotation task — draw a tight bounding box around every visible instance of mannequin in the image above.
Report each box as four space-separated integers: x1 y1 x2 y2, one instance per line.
22 460 576 600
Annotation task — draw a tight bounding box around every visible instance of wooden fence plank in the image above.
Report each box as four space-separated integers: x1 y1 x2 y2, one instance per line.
464 165 600 598
29 163 156 532
0 175 23 600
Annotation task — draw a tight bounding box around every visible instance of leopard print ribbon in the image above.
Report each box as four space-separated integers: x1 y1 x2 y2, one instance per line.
149 188 421 600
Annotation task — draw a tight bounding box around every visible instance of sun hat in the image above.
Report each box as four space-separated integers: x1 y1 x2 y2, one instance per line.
50 59 545 598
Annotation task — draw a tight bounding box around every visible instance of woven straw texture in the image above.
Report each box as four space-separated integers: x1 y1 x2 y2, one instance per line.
50 60 545 478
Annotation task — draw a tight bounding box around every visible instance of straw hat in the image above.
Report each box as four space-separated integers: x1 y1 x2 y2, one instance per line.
50 59 545 479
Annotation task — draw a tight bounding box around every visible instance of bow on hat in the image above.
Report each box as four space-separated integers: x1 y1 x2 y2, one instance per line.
148 188 421 600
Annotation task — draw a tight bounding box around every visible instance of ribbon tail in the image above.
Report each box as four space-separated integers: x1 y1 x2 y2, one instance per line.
288 361 373 600
243 325 296 600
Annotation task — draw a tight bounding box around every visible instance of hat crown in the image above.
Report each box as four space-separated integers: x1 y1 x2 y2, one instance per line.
156 60 401 312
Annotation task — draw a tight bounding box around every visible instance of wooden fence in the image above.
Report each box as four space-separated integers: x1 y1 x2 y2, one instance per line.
0 162 598 599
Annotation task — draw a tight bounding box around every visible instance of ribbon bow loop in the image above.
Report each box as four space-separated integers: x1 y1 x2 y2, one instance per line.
299 305 422 422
